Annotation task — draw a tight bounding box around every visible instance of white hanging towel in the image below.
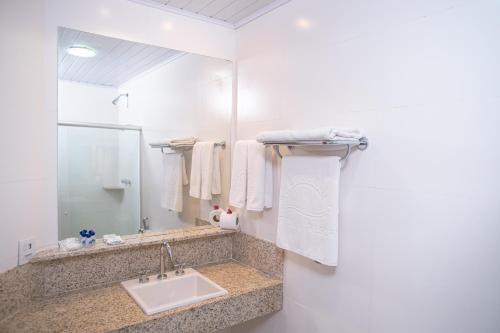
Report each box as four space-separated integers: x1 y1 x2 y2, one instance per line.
212 145 222 196
264 146 273 209
276 155 341 266
161 153 188 212
189 142 221 200
256 127 362 143
229 140 273 211
229 141 249 208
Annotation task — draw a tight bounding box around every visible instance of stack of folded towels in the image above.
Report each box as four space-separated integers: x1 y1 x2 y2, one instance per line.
256 127 362 143
58 238 82 251
150 137 197 148
167 137 197 148
103 234 124 245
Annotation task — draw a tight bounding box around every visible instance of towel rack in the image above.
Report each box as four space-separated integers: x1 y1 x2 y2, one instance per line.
150 141 226 153
263 137 368 161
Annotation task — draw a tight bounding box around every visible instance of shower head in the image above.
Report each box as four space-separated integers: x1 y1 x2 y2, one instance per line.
112 93 128 105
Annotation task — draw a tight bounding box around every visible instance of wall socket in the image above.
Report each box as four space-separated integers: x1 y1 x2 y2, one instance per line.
18 238 35 265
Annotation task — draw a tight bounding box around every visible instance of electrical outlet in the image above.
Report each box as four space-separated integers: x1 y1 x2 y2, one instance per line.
18 238 35 265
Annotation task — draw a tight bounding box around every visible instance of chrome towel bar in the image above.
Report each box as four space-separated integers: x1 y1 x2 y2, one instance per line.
150 141 226 153
263 137 368 161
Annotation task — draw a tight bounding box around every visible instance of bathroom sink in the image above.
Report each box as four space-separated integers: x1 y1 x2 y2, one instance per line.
121 268 228 315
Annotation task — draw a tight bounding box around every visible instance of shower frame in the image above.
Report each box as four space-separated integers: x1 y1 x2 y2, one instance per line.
57 121 143 239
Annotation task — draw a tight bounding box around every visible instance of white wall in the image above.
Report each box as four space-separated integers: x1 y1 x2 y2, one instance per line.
58 81 118 123
118 54 232 231
0 0 234 272
233 0 500 332
0 0 54 273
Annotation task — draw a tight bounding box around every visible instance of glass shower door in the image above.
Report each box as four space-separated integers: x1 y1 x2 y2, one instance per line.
58 124 141 240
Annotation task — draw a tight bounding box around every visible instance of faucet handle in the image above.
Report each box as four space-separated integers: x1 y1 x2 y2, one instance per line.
175 263 186 276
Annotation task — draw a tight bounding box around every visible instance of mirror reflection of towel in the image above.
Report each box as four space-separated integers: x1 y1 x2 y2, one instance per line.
161 153 188 212
189 142 221 200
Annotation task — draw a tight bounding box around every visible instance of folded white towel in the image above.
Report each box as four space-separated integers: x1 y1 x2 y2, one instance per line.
256 127 362 143
229 140 273 211
150 137 197 147
170 137 197 144
276 155 341 266
190 142 221 200
58 238 82 251
161 153 188 212
103 234 124 245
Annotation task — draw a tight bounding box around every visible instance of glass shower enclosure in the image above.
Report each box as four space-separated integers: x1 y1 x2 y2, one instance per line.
58 122 141 240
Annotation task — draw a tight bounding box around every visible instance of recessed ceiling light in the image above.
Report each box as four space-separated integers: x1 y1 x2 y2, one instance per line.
66 45 96 58
296 18 311 30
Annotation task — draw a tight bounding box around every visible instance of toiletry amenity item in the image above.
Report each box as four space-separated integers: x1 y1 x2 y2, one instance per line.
220 209 239 230
161 153 188 212
189 142 221 200
256 127 362 143
88 230 96 246
58 238 82 251
276 155 341 266
79 229 96 247
229 140 273 211
79 229 87 246
103 234 125 245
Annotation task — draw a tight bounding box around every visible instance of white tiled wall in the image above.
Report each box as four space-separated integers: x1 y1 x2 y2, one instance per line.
58 81 119 124
0 0 56 272
232 0 500 332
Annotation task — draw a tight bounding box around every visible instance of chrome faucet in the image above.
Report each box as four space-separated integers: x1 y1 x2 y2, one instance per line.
158 241 168 279
163 241 186 276
165 241 174 265
138 217 150 234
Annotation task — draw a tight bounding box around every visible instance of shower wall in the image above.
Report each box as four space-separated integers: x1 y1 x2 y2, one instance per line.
58 80 118 124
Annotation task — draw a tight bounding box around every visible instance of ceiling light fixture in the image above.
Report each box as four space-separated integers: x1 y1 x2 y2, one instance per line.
296 18 311 30
66 45 97 58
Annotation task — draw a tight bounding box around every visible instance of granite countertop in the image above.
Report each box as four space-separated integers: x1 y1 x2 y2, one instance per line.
33 226 236 263
0 261 282 333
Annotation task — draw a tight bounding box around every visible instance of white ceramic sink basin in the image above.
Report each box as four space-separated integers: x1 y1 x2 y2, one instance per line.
121 268 228 315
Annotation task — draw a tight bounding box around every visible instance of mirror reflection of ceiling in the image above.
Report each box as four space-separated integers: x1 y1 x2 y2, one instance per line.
58 28 182 87
131 0 290 28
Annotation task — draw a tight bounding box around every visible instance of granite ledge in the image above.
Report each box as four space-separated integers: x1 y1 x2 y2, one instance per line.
32 225 236 263
0 261 282 333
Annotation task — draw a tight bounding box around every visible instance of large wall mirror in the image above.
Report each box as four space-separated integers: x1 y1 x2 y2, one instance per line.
57 27 232 240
